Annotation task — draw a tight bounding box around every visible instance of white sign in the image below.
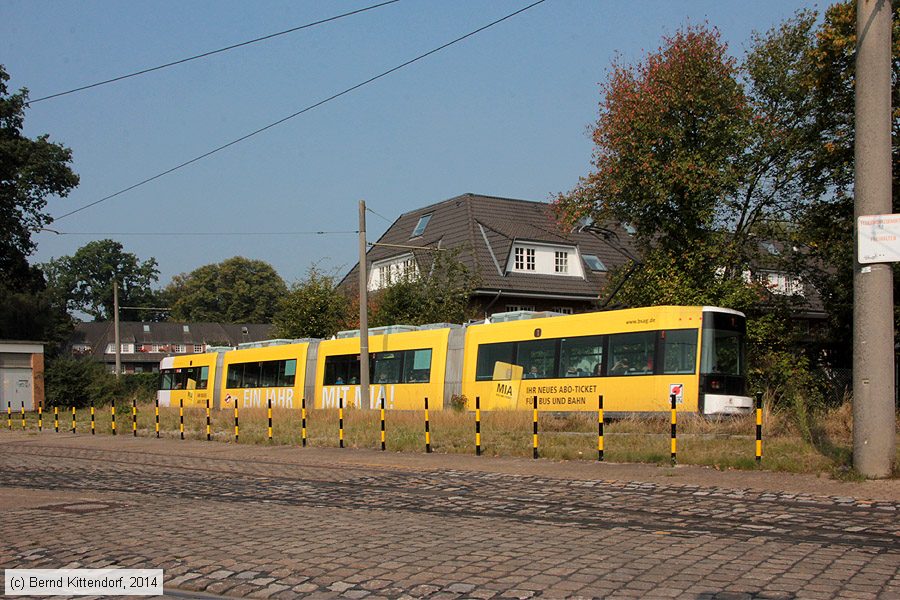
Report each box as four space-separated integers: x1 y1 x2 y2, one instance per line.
858 214 900 264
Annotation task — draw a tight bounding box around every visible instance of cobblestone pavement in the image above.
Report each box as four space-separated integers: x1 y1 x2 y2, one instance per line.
0 433 898 599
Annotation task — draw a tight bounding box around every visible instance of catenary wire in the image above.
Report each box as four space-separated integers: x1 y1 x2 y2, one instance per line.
52 0 548 222
365 206 395 224
47 230 359 236
27 0 401 104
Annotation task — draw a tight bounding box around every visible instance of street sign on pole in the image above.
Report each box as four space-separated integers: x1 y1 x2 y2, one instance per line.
858 214 900 264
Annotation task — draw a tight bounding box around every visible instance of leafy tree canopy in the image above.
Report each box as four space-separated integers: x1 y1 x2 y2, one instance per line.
43 239 161 321
165 256 287 323
369 248 478 327
272 267 349 339
0 65 79 289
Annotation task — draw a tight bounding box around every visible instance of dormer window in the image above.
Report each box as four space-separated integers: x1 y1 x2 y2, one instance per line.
514 247 535 271
369 253 419 291
411 213 432 238
554 251 568 273
508 242 583 277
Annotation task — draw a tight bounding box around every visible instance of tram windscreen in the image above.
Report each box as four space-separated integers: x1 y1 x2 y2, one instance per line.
700 312 746 376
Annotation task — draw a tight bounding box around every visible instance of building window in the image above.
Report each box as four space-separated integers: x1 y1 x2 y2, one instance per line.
555 251 568 273
514 247 535 271
411 213 433 238
554 306 574 315
505 304 536 312
582 254 607 272
172 344 185 353
369 254 419 291
194 344 204 353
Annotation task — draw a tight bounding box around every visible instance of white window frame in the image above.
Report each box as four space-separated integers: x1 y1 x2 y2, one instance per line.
555 251 568 274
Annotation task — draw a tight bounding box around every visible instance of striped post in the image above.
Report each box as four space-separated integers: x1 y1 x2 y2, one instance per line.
338 397 344 448
54 406 58 433
598 394 604 462
301 397 307 447
21 402 25 431
38 406 42 432
179 398 184 440
206 397 211 441
755 392 763 464
424 397 431 453
6 401 10 430
91 401 95 435
111 403 117 435
379 396 385 452
532 395 539 460
670 393 677 465
155 396 160 438
71 406 76 434
267 398 273 442
132 398 137 437
234 400 240 442
475 396 482 456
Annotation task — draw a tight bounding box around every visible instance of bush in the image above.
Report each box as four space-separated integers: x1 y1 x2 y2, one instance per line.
44 357 156 408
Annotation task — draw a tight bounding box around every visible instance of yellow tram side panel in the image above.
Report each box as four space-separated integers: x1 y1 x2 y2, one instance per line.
219 343 309 410
315 328 450 411
461 306 705 413
167 353 218 408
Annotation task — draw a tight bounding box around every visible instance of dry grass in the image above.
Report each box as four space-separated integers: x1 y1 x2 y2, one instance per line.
8 401 899 476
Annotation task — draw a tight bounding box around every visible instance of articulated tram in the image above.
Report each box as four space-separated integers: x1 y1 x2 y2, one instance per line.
158 306 751 415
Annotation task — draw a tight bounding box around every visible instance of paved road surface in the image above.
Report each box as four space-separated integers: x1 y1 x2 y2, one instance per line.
0 432 898 599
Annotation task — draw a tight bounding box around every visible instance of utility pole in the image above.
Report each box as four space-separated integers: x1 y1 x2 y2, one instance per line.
358 200 370 410
853 0 895 477
113 278 121 380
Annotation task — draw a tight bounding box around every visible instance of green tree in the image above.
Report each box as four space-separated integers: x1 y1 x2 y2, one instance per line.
0 65 78 345
272 267 349 338
370 248 478 327
165 256 287 323
43 239 161 321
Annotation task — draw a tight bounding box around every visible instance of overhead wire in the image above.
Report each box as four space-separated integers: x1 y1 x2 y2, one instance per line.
27 0 401 104
44 230 358 236
365 206 395 224
52 0 548 222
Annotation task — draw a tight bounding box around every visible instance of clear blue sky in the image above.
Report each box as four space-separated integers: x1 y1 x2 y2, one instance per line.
3 0 823 289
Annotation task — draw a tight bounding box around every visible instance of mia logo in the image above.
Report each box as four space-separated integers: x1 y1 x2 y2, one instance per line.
496 383 513 398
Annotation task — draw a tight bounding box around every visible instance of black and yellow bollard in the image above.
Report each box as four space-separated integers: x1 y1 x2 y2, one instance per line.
755 392 763 464
379 396 385 452
179 398 184 440
338 397 344 449
424 397 432 453
234 400 240 442
71 405 76 434
155 396 160 438
21 402 26 431
54 406 59 433
132 398 137 437
475 396 482 457
670 393 677 466
532 395 539 460
111 403 117 435
301 397 307 447
91 401 95 435
206 397 211 441
598 394 604 462
38 405 42 432
267 398 273 442
6 401 10 430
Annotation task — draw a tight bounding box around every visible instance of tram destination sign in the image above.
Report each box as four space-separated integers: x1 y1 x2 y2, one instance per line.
858 213 900 264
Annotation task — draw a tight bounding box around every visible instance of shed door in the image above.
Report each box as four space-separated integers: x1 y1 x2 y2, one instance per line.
1 368 33 411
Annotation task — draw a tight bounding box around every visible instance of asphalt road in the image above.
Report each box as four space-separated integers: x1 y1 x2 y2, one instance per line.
0 432 898 599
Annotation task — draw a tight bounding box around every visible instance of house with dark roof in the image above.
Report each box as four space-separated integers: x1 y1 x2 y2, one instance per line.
340 193 828 325
69 321 274 374
340 193 637 316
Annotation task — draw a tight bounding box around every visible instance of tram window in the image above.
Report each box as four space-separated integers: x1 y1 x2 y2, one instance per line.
241 362 261 388
402 349 432 383
560 335 605 377
373 352 402 384
517 339 557 379
159 369 176 390
260 361 279 387
226 364 243 389
608 331 656 375
476 342 515 381
662 329 698 374
701 329 743 375
281 359 297 387
324 354 361 385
